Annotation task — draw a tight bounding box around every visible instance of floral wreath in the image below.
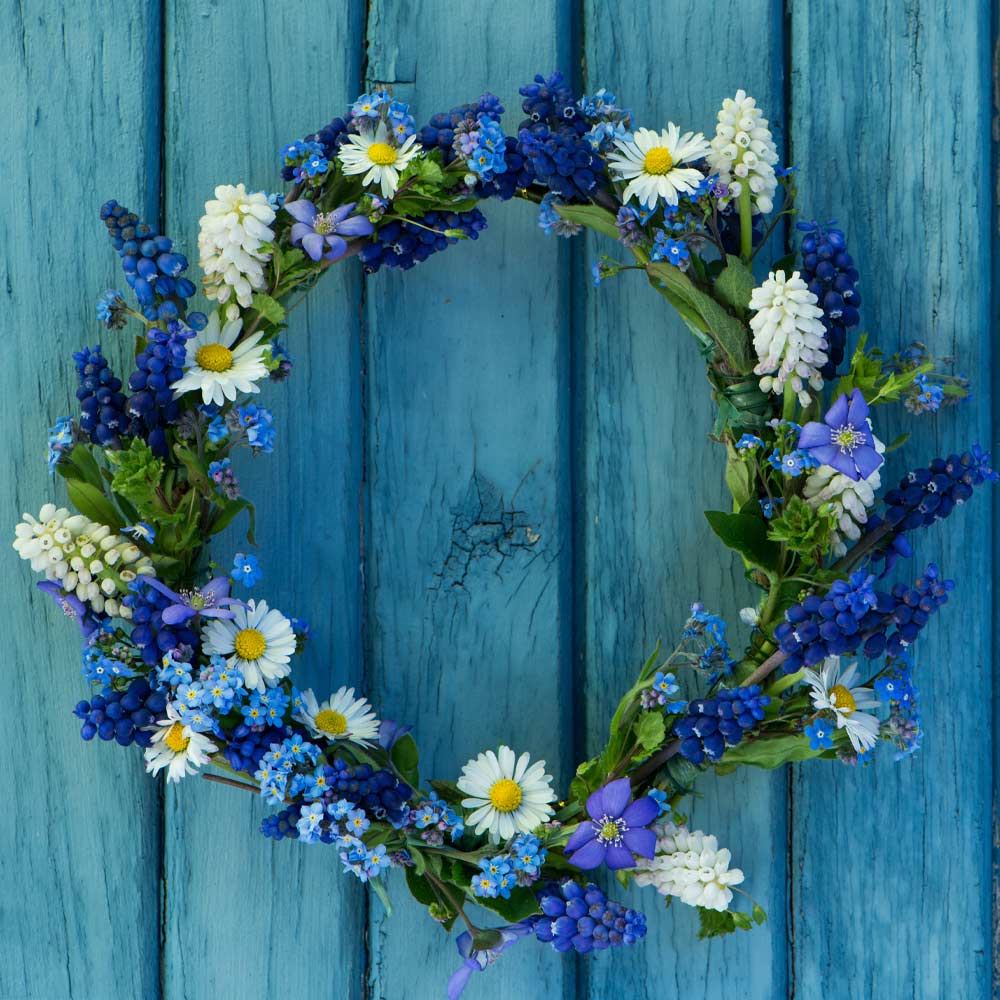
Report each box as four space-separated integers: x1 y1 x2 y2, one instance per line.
14 73 994 997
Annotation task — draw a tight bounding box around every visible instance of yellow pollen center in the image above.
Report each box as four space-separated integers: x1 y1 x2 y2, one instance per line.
601 821 620 840
488 778 523 813
195 343 234 373
164 722 189 753
367 142 398 166
829 684 856 715
314 709 349 735
643 147 675 175
233 627 266 660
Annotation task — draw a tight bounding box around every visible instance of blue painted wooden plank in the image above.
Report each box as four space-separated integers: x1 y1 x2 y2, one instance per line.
160 3 368 997
361 4 578 997
0 5 163 999
579 3 791 997
789 4 994 997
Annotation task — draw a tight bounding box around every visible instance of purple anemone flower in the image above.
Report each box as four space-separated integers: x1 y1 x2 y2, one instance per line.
378 719 413 751
138 575 241 625
797 388 883 481
37 581 100 637
563 777 658 871
447 922 533 1000
284 200 375 262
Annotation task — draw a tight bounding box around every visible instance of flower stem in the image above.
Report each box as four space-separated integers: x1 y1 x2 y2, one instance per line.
738 185 753 262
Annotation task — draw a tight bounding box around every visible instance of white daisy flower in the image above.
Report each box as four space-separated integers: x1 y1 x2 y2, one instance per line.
295 687 380 746
198 183 276 311
749 269 828 406
802 656 881 752
607 124 711 209
457 745 555 843
803 438 885 556
202 599 296 692
707 90 780 214
144 702 217 783
633 822 744 912
337 122 420 199
170 310 268 407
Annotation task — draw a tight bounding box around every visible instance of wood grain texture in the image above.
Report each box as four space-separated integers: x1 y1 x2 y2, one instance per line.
361 3 577 997
789 3 995 997
160 2 368 997
579 4 791 998
1 5 164 999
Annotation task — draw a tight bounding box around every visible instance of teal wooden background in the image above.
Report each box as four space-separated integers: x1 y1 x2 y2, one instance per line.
2 2 996 998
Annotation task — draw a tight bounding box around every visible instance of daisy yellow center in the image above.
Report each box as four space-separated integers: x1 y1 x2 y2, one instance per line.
367 142 398 166
195 343 234 373
643 147 675 175
165 722 189 753
829 684 856 715
233 627 266 660
488 778 523 813
314 709 349 735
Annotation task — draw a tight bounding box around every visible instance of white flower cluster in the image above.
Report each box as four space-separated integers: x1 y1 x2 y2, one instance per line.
803 437 885 556
749 270 828 406
707 90 779 213
13 503 153 618
198 183 276 316
633 822 744 912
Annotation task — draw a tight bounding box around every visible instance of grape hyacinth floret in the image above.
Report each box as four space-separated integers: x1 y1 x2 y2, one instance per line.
533 880 647 954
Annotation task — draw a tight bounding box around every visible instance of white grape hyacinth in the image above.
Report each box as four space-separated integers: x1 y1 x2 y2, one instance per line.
750 270 828 406
198 183 276 314
13 503 154 618
803 437 885 557
633 822 744 912
707 90 779 214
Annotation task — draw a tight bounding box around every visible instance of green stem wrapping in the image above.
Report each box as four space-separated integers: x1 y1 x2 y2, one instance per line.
738 184 753 261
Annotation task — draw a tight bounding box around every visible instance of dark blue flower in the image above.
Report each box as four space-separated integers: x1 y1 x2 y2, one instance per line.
563 777 658 871
533 879 646 954
797 389 882 481
284 199 374 261
73 345 128 449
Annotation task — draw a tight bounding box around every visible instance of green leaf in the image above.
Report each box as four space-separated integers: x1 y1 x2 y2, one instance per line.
697 908 740 939
717 734 825 770
767 495 836 557
704 510 782 573
752 903 768 925
404 866 437 907
634 711 666 754
553 202 620 241
391 733 420 788
250 293 286 327
608 642 662 735
66 444 105 490
724 443 753 509
663 755 699 792
369 875 393 916
473 886 541 923
646 262 752 373
66 480 125 530
209 498 255 541
770 252 798 273
713 255 755 312
108 438 164 517
402 155 445 188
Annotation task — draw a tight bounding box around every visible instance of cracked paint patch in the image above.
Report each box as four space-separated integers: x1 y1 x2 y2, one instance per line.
431 471 541 593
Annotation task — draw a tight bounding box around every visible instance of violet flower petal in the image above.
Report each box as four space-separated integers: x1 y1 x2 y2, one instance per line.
139 575 182 603
622 826 657 860
585 785 607 819
564 822 596 853
567 838 608 870
201 576 231 602
621 794 659 828
854 445 883 479
301 232 326 261
603 844 636 870
845 387 870 427
599 777 633 819
797 422 831 449
284 199 317 224
336 214 376 237
825 392 850 428
161 603 197 626
323 234 348 261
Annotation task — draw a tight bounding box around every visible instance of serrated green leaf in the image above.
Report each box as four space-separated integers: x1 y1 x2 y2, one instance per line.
713 255 755 312
704 510 782 573
634 711 666 754
697 908 738 939
250 293 286 327
66 480 125 529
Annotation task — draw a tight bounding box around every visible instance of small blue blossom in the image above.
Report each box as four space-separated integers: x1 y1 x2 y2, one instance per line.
648 789 672 816
510 834 547 876
537 193 581 237
804 718 834 751
650 232 689 267
46 417 75 472
96 290 128 329
231 552 262 588
759 497 783 519
123 522 156 544
767 448 819 477
206 414 229 443
736 434 763 452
